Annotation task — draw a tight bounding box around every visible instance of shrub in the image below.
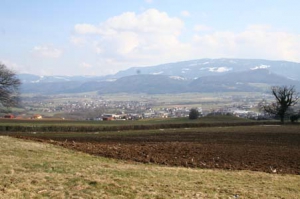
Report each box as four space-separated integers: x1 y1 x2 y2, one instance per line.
189 108 199 120
290 115 299 123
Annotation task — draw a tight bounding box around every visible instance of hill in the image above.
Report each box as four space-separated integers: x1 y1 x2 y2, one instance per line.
111 58 300 80
189 69 298 92
18 58 300 94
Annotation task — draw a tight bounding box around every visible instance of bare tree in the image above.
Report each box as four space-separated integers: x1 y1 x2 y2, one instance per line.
0 63 21 108
261 85 299 123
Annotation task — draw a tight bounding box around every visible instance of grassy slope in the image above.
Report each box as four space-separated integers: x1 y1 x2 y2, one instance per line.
1 136 299 198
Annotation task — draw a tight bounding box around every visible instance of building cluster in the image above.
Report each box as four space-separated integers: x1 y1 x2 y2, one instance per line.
21 96 152 115
4 93 276 120
3 113 43 119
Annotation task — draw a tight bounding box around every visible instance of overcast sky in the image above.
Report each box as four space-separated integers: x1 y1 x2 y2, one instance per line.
1 0 300 76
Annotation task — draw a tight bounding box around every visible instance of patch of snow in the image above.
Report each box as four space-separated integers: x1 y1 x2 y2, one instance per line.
31 80 40 83
105 79 117 82
202 62 210 65
31 75 73 83
169 76 185 80
250 64 270 70
53 76 71 81
152 71 164 75
182 68 190 71
209 67 232 73
31 76 44 83
181 71 186 73
199 67 208 70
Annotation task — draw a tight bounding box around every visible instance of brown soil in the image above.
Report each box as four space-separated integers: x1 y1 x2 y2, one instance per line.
13 127 300 175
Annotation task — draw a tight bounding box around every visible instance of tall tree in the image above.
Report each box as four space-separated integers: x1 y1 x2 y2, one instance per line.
189 108 199 120
262 85 299 123
0 63 21 108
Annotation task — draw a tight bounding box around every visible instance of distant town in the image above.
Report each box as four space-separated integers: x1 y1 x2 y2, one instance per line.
1 92 286 121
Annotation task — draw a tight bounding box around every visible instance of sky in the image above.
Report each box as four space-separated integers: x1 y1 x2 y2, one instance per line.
1 0 300 76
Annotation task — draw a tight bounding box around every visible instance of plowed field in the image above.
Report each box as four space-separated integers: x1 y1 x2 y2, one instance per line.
11 125 300 175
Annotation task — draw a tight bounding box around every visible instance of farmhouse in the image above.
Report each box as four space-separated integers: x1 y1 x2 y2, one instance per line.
102 114 117 121
31 114 43 119
4 114 15 119
101 114 127 121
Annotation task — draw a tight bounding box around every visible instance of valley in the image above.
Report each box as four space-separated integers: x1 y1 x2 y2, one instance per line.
14 92 270 120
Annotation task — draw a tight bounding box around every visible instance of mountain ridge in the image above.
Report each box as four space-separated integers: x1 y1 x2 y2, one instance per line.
18 58 300 94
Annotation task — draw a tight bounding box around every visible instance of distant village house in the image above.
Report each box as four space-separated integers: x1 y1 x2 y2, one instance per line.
31 114 43 119
102 114 115 121
4 114 15 119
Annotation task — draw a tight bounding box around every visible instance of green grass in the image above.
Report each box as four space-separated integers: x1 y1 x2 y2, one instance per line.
1 136 299 198
0 115 260 126
0 115 276 133
4 124 300 145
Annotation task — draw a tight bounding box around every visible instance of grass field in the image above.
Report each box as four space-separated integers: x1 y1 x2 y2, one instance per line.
6 124 300 175
0 115 276 133
1 136 300 198
1 116 299 198
0 116 274 130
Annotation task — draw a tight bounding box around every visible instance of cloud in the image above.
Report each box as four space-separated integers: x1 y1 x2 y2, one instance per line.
194 24 211 32
0 59 31 74
192 25 300 62
1 60 21 71
145 0 153 4
74 24 100 34
75 9 183 35
72 9 300 76
70 36 86 45
31 45 63 58
73 9 188 72
180 10 191 17
80 62 92 68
